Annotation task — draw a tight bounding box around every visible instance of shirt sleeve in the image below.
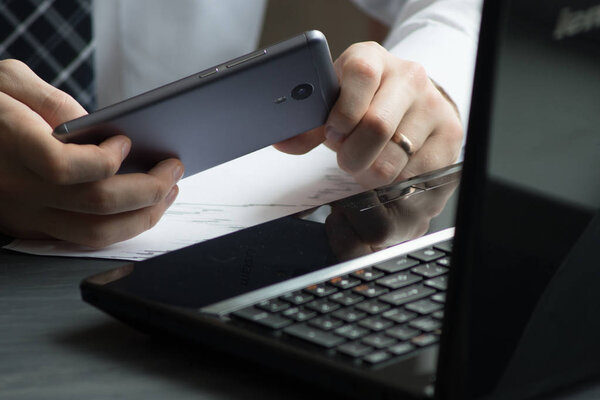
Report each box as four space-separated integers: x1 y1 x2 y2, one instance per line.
352 0 482 128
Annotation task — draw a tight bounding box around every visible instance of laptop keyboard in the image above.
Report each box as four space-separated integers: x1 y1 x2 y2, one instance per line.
228 240 452 367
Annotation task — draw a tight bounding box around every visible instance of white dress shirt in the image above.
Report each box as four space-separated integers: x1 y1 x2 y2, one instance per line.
93 0 481 126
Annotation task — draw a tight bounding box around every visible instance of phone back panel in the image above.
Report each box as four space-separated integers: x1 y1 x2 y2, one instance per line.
54 31 339 175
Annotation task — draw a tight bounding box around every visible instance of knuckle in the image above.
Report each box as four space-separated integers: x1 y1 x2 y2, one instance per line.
84 185 118 215
336 105 360 127
343 56 379 83
348 41 384 55
0 58 28 77
361 109 394 140
403 61 429 92
369 160 398 184
39 88 71 122
424 89 444 112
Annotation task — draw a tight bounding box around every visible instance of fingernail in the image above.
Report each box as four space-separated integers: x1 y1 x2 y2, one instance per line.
165 185 178 206
121 140 131 160
325 126 344 143
172 163 184 182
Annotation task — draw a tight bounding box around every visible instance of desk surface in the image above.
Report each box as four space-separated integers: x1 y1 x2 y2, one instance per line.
1 248 599 400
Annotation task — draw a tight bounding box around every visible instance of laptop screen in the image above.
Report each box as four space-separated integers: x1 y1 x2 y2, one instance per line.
440 0 600 398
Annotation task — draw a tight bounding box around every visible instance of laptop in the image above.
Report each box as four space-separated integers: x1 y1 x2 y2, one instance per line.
79 0 600 398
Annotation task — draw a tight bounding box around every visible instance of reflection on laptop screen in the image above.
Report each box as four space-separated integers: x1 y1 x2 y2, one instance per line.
444 0 600 398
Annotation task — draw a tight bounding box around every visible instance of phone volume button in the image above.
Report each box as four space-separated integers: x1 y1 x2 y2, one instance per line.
226 49 267 68
199 68 218 78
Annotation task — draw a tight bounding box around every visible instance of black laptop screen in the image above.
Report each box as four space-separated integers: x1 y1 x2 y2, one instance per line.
443 1 600 399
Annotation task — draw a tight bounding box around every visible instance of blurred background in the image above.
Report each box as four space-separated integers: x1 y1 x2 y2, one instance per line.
259 0 387 59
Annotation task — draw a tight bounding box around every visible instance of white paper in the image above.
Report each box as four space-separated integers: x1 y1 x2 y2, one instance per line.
4 145 363 260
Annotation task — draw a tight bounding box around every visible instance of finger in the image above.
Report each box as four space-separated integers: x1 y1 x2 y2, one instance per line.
325 43 384 142
30 158 184 214
21 128 131 184
272 126 325 155
325 211 373 260
0 89 131 184
351 141 407 188
0 59 87 126
38 185 180 248
397 125 463 182
333 70 415 173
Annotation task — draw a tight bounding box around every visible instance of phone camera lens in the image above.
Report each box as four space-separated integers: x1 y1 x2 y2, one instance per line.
291 83 313 100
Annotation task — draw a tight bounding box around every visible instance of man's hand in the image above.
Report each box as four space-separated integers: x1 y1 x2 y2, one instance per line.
275 41 463 187
325 178 459 261
0 59 183 248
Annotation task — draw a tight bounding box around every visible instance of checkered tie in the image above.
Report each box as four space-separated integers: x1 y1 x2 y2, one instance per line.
0 0 95 111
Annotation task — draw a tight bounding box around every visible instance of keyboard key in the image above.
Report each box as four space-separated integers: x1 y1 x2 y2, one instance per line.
232 307 292 329
375 257 419 273
434 240 453 253
332 307 367 323
353 283 389 298
355 300 391 315
382 308 417 324
411 263 448 278
351 267 384 282
254 314 293 329
257 298 290 313
431 293 446 303
337 341 373 358
304 283 338 297
282 307 317 322
329 275 361 290
309 315 343 331
386 325 420 341
335 324 370 340
329 291 364 306
280 291 314 305
405 299 443 315
436 257 451 268
306 299 340 314
380 284 435 306
388 342 415 356
363 350 392 364
284 324 345 348
362 333 396 349
376 272 422 289
411 334 439 347
424 276 448 290
409 248 445 262
409 316 442 332
359 316 394 331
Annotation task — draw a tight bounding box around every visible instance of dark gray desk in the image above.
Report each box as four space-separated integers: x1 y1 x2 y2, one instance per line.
0 248 345 400
1 248 599 400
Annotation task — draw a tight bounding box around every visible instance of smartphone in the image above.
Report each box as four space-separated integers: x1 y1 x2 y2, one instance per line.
52 30 339 175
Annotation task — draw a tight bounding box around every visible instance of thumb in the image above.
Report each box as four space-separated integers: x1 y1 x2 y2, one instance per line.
272 126 326 155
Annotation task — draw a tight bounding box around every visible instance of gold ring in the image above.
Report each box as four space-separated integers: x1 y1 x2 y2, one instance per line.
392 133 415 157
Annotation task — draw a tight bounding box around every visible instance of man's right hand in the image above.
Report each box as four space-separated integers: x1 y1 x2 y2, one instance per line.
0 59 183 248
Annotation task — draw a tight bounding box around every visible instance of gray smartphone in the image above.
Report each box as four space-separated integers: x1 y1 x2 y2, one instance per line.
52 30 339 175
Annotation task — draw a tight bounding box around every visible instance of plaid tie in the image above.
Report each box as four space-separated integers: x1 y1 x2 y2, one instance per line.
0 0 95 112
